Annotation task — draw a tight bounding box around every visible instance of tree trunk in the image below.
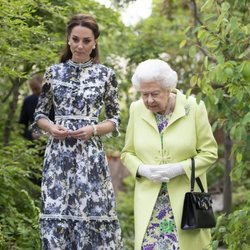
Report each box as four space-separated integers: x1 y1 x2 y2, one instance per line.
223 132 233 214
3 79 21 145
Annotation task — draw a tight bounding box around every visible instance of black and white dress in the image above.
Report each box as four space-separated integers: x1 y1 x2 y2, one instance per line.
34 59 123 249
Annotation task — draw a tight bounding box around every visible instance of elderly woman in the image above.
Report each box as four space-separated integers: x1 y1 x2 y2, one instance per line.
121 59 218 250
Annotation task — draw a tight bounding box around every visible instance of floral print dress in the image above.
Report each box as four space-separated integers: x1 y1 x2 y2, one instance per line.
34 59 123 250
142 113 179 250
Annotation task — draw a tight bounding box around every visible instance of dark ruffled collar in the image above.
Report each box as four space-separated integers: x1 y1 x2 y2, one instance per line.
67 59 93 68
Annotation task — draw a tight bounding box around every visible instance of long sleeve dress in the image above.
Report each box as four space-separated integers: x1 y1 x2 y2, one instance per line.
34 59 123 249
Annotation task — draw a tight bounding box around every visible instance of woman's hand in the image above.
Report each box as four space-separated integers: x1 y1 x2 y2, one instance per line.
150 163 184 181
69 125 94 141
48 124 69 140
138 165 169 183
138 163 184 182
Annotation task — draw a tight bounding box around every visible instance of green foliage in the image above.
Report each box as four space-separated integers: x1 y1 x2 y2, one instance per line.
207 160 224 188
212 206 250 250
0 0 67 80
183 0 250 248
0 137 44 249
189 0 250 175
211 180 250 249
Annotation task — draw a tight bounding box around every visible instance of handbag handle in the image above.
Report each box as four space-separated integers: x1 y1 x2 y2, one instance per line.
191 158 205 192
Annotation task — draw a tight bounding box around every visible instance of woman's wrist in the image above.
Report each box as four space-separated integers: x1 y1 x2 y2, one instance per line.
92 124 98 136
38 118 53 133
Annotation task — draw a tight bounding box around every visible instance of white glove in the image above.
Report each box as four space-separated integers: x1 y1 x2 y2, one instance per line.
150 163 184 181
137 165 169 183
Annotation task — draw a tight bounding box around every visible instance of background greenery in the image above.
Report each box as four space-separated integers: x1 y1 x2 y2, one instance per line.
0 0 249 249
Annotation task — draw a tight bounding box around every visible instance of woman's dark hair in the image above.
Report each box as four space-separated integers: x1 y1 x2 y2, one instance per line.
60 14 100 63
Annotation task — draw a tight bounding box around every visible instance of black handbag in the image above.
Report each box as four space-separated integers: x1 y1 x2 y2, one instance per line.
181 158 216 230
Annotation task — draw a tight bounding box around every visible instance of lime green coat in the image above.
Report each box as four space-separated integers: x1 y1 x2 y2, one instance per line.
121 89 218 250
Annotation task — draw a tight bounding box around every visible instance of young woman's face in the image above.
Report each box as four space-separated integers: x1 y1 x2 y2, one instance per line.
139 81 171 114
68 25 96 63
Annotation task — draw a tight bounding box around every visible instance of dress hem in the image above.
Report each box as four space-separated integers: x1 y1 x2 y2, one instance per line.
40 214 119 221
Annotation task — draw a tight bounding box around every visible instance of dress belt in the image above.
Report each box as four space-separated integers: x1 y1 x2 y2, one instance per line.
55 115 98 121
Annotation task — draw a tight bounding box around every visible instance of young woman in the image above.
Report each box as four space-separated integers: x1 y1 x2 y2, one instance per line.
33 14 123 249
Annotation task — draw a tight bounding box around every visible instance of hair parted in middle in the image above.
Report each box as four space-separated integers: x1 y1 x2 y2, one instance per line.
131 59 178 90
60 14 100 63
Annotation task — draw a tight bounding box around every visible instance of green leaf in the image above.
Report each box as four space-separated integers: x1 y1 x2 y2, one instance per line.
179 39 187 48
212 240 219 250
221 2 231 12
195 92 203 103
184 26 191 34
234 125 247 141
230 124 237 138
185 88 192 98
216 56 225 64
190 75 198 87
211 120 218 132
234 166 242 179
238 48 250 59
215 64 228 84
197 29 208 41
201 0 214 12
188 46 197 58
236 152 242 163
204 56 208 70
224 67 234 77
242 112 250 125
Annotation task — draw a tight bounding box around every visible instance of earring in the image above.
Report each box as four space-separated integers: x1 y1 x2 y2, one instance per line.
68 41 70 45
93 45 96 49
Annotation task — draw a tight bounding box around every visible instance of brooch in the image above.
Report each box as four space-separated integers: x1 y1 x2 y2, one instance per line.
184 104 190 116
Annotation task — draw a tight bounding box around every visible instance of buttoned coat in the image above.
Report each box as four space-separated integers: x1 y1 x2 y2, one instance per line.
121 89 218 250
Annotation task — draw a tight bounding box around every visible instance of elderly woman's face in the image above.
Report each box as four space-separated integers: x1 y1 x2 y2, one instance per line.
139 81 170 114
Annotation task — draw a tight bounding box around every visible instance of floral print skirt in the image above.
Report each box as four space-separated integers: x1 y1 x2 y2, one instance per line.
142 183 179 250
40 218 122 250
40 136 123 250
